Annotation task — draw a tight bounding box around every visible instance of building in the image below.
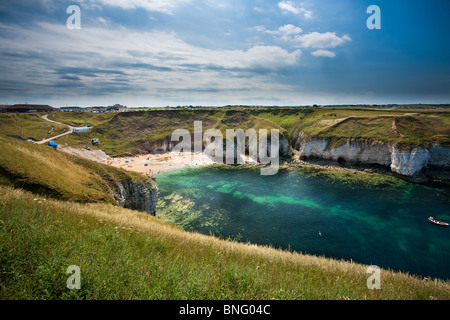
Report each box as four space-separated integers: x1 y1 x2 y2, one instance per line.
106 104 126 112
72 127 90 133
0 105 12 113
106 106 120 112
2 104 55 113
60 106 81 112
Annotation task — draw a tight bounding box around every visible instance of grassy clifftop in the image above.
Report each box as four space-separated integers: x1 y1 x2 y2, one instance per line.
1 185 449 300
43 107 450 157
252 107 450 147
0 136 156 203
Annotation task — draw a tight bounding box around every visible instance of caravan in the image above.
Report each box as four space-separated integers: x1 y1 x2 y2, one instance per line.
72 127 90 133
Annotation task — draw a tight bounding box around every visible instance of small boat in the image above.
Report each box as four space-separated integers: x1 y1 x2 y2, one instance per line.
428 216 449 226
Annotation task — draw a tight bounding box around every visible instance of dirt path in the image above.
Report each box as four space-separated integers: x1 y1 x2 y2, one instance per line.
36 114 75 145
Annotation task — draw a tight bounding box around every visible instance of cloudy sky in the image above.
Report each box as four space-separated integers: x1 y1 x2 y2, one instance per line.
0 0 449 107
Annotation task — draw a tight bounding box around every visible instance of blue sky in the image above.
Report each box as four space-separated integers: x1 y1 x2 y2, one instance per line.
0 0 449 107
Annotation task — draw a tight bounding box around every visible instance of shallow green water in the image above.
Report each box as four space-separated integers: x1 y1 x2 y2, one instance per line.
156 166 450 280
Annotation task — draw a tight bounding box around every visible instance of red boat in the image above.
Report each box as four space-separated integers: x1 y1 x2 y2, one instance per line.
428 217 449 226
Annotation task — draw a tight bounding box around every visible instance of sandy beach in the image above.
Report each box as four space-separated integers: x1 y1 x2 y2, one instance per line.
60 146 376 179
105 152 216 177
60 146 263 177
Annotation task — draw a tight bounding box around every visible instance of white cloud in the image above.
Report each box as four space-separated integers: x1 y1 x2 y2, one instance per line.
303 10 313 19
8 22 300 71
265 24 303 40
78 0 192 14
223 45 301 70
253 25 267 33
203 0 228 9
278 1 313 18
97 17 108 26
294 32 351 49
262 26 350 53
0 22 302 104
279 24 303 34
311 50 336 58
278 1 299 14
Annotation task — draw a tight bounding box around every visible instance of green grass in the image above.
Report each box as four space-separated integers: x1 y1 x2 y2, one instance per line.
47 112 116 128
0 113 69 142
1 185 449 300
51 110 284 157
252 107 450 147
0 136 155 203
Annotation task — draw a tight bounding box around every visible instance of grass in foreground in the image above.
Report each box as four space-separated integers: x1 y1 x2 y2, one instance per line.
1 186 448 300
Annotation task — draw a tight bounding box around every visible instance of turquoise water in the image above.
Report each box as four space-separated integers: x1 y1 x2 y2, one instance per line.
156 166 450 280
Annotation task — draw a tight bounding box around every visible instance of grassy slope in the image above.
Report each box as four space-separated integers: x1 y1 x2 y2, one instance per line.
49 110 284 156
1 185 449 300
0 113 69 142
0 136 156 203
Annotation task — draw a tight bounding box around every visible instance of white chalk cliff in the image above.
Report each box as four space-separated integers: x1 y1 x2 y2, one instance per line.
293 131 450 178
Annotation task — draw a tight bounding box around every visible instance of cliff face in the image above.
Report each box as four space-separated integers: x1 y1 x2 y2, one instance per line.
114 179 158 215
298 137 392 166
137 136 178 153
137 134 293 159
293 131 450 180
390 146 429 176
279 135 294 158
390 145 450 177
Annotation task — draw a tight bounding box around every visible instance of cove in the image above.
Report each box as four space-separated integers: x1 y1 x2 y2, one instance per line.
156 166 450 280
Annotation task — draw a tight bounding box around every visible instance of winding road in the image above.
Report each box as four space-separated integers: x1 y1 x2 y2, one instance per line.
36 114 75 145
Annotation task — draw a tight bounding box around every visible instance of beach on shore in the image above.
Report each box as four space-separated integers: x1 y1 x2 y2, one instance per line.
105 151 217 176
60 145 388 180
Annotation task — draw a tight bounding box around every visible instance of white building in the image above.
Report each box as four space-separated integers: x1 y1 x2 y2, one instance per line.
72 127 90 133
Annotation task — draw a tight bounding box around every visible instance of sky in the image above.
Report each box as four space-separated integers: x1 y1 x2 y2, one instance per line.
0 0 449 107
